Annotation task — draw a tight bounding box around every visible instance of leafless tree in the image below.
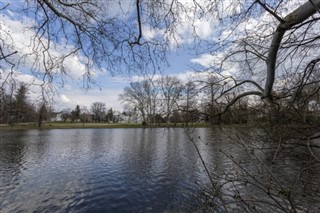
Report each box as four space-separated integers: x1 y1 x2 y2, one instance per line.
91 102 106 122
119 80 157 124
157 75 183 123
180 80 198 124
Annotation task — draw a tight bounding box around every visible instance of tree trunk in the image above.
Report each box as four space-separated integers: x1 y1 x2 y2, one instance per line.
265 0 320 98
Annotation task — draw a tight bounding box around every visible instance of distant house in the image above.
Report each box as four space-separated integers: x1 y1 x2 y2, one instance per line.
50 112 63 122
117 111 142 124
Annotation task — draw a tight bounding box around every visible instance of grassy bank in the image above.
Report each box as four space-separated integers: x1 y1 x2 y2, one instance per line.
0 122 212 130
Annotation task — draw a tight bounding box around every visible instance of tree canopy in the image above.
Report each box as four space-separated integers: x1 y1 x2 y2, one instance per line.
1 0 319 95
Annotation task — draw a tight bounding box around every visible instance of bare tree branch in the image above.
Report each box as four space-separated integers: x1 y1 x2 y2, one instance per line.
218 91 263 116
0 51 18 60
255 0 284 23
265 0 320 98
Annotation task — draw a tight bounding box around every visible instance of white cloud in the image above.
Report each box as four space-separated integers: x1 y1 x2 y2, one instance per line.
60 94 73 104
0 8 128 111
190 54 216 68
0 13 99 83
57 88 124 111
142 25 164 41
194 19 212 40
0 69 65 109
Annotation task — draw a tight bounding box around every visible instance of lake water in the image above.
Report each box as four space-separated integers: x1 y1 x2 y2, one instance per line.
0 128 319 212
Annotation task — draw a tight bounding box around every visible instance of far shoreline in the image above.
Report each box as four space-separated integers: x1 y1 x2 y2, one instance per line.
0 122 216 131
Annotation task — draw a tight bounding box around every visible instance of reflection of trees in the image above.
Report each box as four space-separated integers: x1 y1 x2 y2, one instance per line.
0 134 25 165
186 128 320 212
0 132 27 198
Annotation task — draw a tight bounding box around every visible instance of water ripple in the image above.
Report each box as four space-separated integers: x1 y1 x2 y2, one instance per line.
1 128 319 212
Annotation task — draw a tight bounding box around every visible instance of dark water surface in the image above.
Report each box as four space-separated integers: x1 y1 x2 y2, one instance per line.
0 128 319 212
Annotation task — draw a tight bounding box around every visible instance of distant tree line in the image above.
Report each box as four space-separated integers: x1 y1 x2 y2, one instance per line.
0 83 117 125
58 103 115 123
2 73 319 128
119 74 320 126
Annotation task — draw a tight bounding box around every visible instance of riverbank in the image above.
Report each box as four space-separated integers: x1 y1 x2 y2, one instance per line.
0 122 213 130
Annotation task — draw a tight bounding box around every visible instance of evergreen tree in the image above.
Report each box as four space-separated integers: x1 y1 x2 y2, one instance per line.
14 84 28 123
107 108 113 123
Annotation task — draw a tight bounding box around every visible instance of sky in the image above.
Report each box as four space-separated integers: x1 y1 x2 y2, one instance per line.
1 0 222 112
1 0 309 112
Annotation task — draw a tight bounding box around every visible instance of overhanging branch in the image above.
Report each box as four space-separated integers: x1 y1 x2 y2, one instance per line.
218 91 264 116
264 0 320 99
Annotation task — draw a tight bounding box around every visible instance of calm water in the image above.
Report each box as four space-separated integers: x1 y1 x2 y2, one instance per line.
0 128 319 212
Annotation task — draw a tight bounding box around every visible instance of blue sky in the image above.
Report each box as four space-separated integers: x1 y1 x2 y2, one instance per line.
54 52 194 111
1 0 305 112
0 1 218 112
